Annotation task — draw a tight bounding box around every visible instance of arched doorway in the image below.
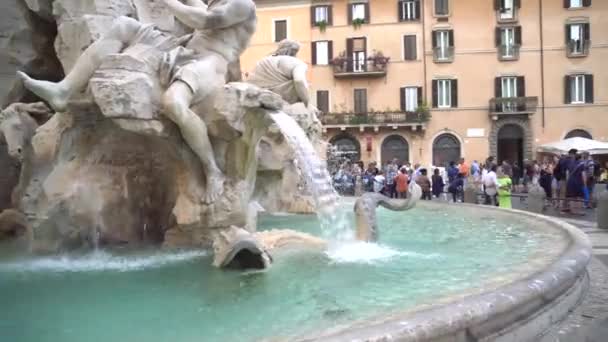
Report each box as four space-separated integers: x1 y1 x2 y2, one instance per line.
328 133 361 163
565 129 592 139
381 135 409 166
497 124 524 166
432 133 461 167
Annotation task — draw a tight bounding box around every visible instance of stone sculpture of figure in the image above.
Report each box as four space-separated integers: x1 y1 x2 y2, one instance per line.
248 39 310 106
17 0 257 203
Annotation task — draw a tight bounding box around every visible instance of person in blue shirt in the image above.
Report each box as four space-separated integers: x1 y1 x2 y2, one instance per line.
447 161 459 184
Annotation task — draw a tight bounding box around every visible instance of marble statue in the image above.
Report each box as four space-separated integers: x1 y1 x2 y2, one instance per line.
248 39 310 106
17 0 257 203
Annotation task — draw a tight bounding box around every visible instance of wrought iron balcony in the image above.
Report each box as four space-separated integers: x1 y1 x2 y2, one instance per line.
321 111 429 127
497 44 520 61
567 39 590 58
331 58 388 78
489 96 538 119
433 46 454 63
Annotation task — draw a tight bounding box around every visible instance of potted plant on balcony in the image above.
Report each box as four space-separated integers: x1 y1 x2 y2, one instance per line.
330 51 348 72
317 20 328 33
367 50 390 70
352 18 365 29
415 102 431 123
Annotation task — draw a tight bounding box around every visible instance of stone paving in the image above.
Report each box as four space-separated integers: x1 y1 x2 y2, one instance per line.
537 217 608 342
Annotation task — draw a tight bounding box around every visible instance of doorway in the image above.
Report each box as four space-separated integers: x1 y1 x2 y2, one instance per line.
497 124 524 167
381 135 409 166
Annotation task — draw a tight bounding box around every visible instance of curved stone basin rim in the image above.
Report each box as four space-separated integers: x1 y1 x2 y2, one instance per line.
301 203 592 342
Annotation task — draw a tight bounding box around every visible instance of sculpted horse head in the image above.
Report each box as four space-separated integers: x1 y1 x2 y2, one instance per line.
0 102 52 161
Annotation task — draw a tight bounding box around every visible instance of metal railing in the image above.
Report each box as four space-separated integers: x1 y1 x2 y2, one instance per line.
332 58 388 77
321 111 428 125
567 39 590 57
489 96 538 115
433 46 454 63
497 44 520 61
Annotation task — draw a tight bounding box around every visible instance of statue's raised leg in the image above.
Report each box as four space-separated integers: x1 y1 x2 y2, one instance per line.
162 81 225 203
17 16 142 111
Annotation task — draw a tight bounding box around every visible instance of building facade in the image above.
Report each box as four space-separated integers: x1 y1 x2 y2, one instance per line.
242 0 608 168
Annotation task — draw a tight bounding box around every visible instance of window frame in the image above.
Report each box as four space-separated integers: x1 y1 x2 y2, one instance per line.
351 3 367 21
354 88 368 114
399 0 420 21
436 30 450 61
272 18 289 43
403 34 417 61
437 79 452 108
434 0 450 17
404 86 419 112
570 74 586 104
313 40 331 66
316 90 330 113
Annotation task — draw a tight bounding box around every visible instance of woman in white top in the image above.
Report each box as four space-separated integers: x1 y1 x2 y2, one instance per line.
483 164 499 206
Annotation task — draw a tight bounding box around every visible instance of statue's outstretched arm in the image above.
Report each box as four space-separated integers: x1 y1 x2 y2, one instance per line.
163 0 252 30
292 64 310 107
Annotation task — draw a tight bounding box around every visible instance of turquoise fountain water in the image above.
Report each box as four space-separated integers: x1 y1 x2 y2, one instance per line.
0 204 560 342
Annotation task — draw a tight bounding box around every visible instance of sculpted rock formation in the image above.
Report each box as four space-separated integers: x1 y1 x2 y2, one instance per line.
248 40 323 213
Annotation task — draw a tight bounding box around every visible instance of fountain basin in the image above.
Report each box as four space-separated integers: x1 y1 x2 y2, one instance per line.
304 202 592 342
0 202 591 342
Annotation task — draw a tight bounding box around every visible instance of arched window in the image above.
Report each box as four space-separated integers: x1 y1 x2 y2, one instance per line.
433 133 461 167
381 135 409 166
328 134 361 162
565 129 592 139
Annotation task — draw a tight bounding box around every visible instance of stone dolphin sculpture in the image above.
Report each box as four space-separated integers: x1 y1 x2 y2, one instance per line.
354 181 422 242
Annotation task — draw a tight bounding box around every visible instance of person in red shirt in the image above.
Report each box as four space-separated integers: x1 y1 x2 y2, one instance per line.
394 167 409 198
458 158 469 177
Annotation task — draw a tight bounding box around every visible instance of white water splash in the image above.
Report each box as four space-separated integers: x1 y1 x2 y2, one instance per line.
269 112 351 240
0 250 208 273
326 242 441 264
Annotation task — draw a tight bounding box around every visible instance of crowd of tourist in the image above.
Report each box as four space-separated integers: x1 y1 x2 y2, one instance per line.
330 150 608 213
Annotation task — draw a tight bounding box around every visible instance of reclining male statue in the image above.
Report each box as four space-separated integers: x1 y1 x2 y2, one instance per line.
248 39 322 137
17 0 257 203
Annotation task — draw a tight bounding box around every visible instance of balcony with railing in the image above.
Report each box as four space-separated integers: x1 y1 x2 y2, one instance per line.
321 111 429 128
567 39 590 58
331 58 389 78
488 96 538 119
497 44 520 61
433 46 454 63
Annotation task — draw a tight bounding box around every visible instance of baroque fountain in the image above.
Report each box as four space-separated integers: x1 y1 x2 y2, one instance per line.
0 1 592 341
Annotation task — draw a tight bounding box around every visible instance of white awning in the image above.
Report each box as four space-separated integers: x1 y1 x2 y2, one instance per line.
537 137 608 155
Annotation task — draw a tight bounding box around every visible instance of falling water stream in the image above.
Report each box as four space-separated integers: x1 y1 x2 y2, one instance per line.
269 112 352 241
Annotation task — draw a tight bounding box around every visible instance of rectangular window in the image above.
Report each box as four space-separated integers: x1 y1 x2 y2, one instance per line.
403 35 417 60
352 3 366 21
500 0 515 20
399 0 420 21
566 74 593 104
354 89 367 114
315 6 328 23
313 41 330 65
501 77 517 98
501 27 515 57
347 37 367 72
566 23 589 55
433 79 457 108
311 5 332 26
316 91 329 113
566 0 591 9
571 75 585 103
436 30 450 60
274 20 287 42
404 87 419 112
437 80 451 108
435 0 449 16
